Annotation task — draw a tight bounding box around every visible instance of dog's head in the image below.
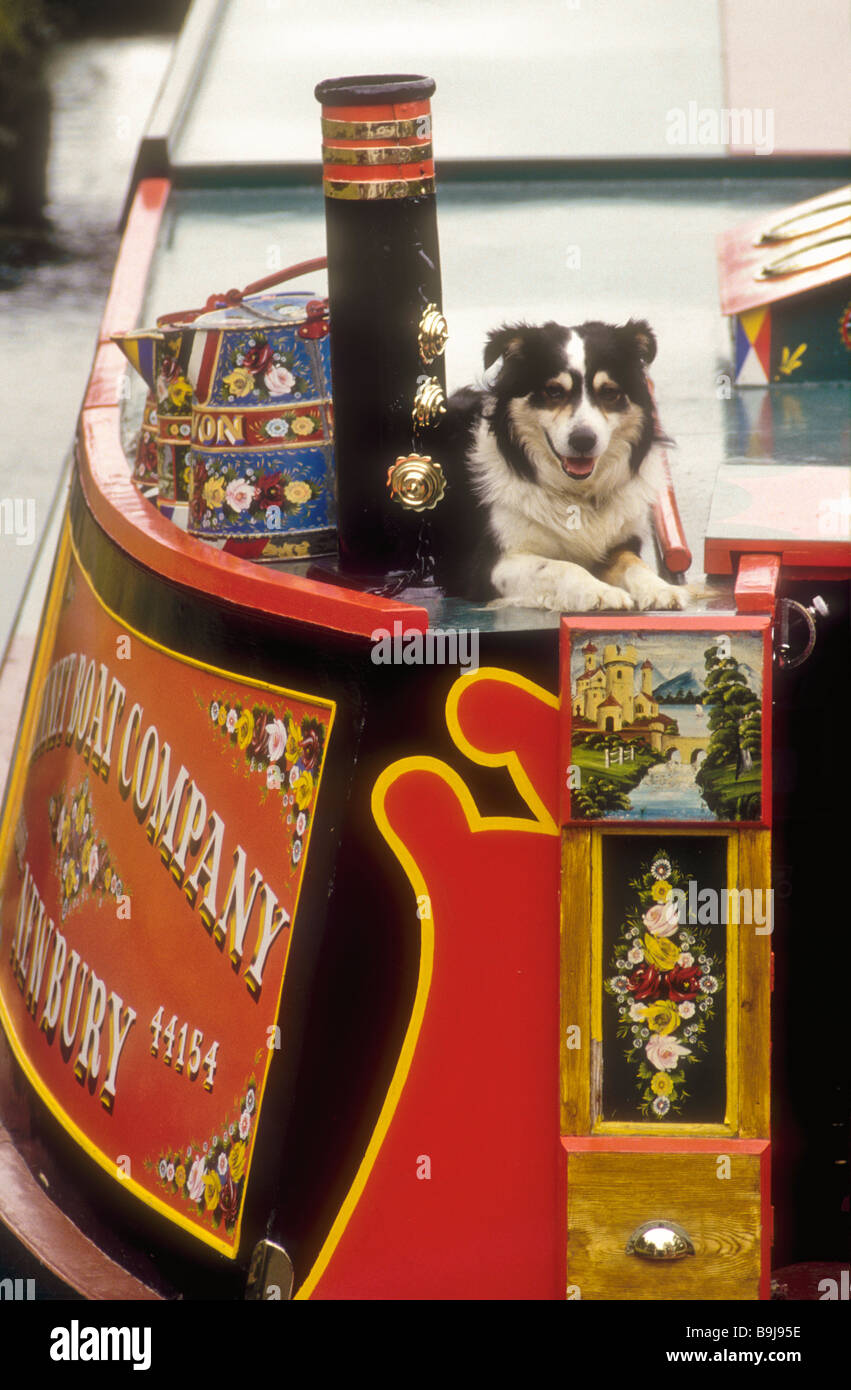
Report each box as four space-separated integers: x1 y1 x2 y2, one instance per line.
482 319 659 500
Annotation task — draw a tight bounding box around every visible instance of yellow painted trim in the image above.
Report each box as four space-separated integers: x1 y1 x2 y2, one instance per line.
0 521 336 1260
725 834 740 1132
445 666 560 834
592 1121 734 1137
297 667 559 1297
295 757 435 1299
0 518 71 882
69 529 335 711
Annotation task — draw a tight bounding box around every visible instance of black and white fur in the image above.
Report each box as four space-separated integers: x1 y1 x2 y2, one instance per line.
431 319 688 612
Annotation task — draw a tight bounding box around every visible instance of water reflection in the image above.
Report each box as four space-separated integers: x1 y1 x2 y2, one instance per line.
0 37 170 655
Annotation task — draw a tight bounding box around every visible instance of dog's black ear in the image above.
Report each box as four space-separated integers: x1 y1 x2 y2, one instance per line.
619 319 657 366
483 324 529 370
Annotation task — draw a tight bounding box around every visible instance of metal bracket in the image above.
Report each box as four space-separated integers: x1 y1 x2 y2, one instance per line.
774 596 828 669
245 1239 295 1301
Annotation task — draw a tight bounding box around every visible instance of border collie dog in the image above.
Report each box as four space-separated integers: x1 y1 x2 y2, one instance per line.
431 319 688 612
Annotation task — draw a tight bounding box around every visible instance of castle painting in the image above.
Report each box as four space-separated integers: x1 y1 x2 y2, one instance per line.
567 628 767 822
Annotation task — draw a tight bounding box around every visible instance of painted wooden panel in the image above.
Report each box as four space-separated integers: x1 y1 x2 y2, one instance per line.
560 831 592 1135
566 1148 765 1300
561 826 771 1140
561 617 773 827
598 835 730 1127
736 829 772 1138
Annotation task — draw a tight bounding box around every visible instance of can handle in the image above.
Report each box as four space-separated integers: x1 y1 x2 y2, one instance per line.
157 256 328 327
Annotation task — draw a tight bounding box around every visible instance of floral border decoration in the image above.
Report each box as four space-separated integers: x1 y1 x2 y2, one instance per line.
145 1077 258 1234
202 694 326 869
14 812 27 876
605 849 724 1119
48 779 127 919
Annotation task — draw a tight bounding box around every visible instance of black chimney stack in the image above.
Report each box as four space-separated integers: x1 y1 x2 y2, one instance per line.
314 74 449 587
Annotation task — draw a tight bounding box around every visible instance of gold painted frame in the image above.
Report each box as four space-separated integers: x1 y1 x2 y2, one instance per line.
561 825 771 1140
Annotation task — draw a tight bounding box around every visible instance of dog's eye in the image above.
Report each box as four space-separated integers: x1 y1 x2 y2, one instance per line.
543 382 567 402
598 383 624 406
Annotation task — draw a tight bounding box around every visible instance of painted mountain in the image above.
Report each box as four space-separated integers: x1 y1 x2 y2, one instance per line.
653 661 761 703
645 663 669 690
653 668 706 702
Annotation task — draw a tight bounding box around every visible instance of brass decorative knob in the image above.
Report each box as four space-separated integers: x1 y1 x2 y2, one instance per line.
625 1220 695 1261
387 454 446 511
418 303 449 364
412 376 446 427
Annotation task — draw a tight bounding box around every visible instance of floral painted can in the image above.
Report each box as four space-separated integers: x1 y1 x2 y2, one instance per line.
153 322 196 529
185 291 336 560
112 322 196 527
132 391 159 492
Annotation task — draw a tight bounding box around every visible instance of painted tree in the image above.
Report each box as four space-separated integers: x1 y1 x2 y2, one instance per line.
572 775 631 818
699 645 761 782
739 704 763 771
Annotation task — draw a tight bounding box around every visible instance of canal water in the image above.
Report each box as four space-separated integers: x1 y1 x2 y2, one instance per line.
0 36 171 660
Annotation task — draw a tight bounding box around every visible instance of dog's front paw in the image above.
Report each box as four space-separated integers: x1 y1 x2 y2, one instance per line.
626 569 689 611
562 577 635 612
491 557 637 614
594 581 636 611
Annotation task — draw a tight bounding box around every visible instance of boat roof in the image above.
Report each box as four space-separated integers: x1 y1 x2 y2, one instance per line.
134 0 850 191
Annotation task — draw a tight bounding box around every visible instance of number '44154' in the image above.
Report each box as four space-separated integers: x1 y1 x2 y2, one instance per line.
150 1007 219 1091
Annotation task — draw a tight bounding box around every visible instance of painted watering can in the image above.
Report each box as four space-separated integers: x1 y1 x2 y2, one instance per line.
113 308 205 530
132 392 159 492
113 258 336 560
182 287 335 561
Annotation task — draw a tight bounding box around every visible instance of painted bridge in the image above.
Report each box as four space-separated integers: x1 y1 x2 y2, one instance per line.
660 734 710 763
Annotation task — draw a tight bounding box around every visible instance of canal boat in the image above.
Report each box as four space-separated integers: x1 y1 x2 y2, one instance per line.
0 0 848 1303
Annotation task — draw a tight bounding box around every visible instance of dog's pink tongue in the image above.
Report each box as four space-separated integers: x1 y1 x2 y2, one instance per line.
562 456 596 478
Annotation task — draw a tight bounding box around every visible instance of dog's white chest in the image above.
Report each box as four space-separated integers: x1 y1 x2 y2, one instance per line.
471 417 658 567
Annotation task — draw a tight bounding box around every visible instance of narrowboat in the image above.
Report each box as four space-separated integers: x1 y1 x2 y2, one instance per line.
0 0 849 1307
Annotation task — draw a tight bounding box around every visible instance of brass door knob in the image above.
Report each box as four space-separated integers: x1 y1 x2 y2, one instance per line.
387 454 446 510
418 304 449 364
625 1220 695 1261
412 376 446 427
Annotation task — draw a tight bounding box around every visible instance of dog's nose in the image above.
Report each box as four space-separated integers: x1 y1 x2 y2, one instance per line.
567 427 597 456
